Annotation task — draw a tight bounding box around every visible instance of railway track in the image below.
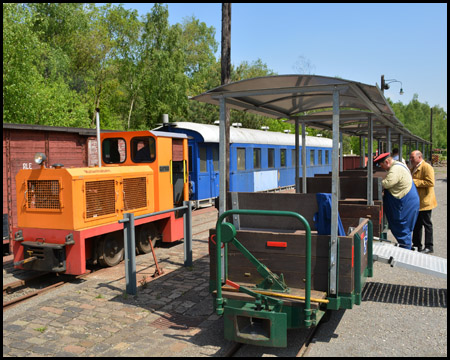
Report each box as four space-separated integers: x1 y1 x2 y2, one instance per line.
3 206 218 311
3 270 92 311
222 320 325 357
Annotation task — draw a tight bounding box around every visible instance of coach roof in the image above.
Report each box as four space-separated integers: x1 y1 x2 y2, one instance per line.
161 121 332 148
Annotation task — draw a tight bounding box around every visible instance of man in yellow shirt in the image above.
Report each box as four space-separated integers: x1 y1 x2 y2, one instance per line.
409 150 438 254
374 153 420 250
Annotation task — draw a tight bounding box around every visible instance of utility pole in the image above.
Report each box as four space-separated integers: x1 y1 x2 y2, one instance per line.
221 3 231 209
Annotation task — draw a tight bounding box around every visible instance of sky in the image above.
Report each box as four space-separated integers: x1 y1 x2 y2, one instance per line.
117 3 447 111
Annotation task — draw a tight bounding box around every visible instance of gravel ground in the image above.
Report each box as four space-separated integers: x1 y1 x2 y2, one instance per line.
306 166 447 357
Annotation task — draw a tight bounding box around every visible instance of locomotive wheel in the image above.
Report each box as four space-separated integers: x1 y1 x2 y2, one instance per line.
136 223 160 254
98 232 124 267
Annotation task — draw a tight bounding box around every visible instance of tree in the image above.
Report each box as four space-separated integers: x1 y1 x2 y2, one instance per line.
139 4 188 129
100 4 142 129
180 16 218 97
3 3 90 127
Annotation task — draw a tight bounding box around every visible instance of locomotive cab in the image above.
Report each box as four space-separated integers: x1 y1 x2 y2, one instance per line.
100 130 189 211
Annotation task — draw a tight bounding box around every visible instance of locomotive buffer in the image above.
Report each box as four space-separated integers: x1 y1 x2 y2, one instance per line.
372 240 447 279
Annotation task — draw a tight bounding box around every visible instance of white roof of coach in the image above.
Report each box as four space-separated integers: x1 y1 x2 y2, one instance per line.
163 122 332 148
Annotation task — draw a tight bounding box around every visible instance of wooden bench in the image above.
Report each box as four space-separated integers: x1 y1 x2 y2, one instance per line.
298 176 383 200
315 169 387 179
297 177 384 237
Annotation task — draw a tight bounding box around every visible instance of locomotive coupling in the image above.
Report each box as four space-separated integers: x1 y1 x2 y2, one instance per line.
14 256 37 266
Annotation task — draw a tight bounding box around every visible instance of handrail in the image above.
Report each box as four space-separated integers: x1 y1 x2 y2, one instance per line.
215 209 313 327
121 201 192 295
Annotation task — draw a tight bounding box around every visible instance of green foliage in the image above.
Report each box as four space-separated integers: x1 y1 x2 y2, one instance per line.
3 1 447 151
389 95 447 150
344 95 447 156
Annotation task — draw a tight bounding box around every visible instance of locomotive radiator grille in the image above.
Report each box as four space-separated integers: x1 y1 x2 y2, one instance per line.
85 180 116 218
123 177 147 211
27 180 61 209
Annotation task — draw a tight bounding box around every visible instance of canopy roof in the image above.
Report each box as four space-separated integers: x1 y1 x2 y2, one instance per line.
192 74 429 144
289 110 428 144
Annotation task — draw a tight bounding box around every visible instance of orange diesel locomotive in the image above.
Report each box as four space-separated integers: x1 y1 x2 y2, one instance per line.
13 130 189 275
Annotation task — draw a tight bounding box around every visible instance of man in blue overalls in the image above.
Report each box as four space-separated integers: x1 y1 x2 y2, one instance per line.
374 153 420 250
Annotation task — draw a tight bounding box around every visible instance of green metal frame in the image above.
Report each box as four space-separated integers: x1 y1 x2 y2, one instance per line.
215 209 314 347
326 220 373 310
212 210 374 347
215 209 312 325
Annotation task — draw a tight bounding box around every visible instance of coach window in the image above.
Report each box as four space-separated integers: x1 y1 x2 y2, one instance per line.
199 146 207 172
325 150 329 164
237 148 246 171
188 146 193 172
102 138 126 164
212 147 219 172
310 149 315 165
291 149 296 167
268 148 275 168
131 137 156 163
253 148 261 169
280 149 286 167
318 150 323 165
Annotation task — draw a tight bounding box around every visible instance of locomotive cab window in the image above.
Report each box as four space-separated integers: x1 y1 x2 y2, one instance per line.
131 137 156 163
102 138 126 164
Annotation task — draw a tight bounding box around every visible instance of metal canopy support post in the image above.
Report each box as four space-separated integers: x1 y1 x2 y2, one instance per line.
330 89 340 295
124 213 137 295
359 136 364 168
219 96 227 216
339 132 343 172
362 137 366 167
367 115 374 206
386 127 392 154
399 134 403 162
218 96 227 283
295 118 300 193
302 122 307 193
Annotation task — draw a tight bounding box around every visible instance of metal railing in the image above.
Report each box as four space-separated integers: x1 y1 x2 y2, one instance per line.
119 201 192 295
214 209 313 327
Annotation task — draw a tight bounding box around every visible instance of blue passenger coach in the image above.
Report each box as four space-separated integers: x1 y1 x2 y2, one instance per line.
155 122 333 207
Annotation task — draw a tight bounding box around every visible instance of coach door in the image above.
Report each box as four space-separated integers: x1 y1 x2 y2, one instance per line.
198 145 219 201
210 145 219 198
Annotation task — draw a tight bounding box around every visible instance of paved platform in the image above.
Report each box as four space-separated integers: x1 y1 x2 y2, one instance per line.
3 207 237 357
